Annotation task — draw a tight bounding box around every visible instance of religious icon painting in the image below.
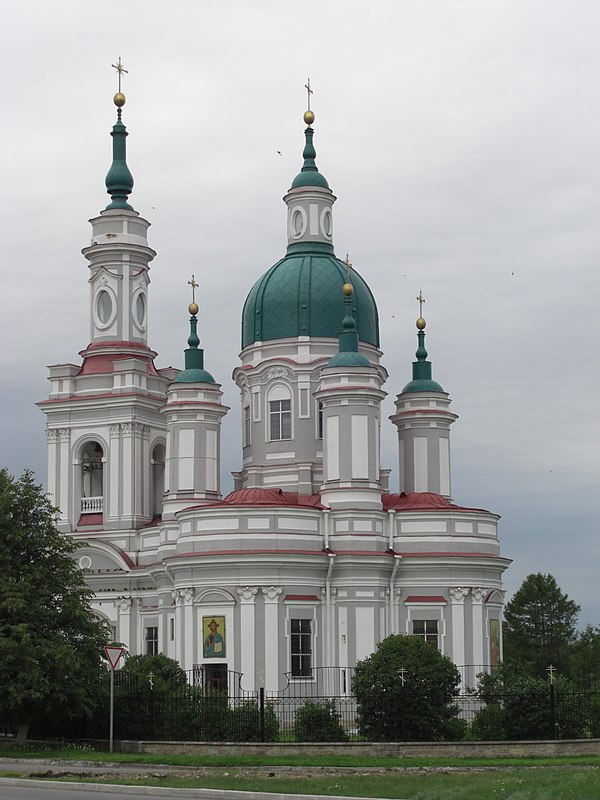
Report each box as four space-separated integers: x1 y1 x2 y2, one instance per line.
203 615 226 658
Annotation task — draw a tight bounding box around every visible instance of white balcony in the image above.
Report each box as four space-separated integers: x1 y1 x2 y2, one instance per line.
81 496 103 513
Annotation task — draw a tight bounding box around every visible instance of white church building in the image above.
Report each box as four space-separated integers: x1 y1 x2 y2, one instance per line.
38 89 510 692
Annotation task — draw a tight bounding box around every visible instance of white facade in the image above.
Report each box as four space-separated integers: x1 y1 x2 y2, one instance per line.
38 103 510 690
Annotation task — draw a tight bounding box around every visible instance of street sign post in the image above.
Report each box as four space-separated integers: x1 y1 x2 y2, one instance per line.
103 646 125 753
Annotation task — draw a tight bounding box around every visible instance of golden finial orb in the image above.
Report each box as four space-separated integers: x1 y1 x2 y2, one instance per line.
114 92 126 108
189 302 199 316
343 282 353 296
416 317 426 330
303 110 315 126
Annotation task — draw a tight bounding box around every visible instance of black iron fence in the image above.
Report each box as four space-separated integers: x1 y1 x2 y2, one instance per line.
29 665 600 743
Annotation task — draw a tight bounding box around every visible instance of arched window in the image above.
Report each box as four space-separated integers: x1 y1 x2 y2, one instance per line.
151 443 166 518
81 441 104 513
267 385 292 441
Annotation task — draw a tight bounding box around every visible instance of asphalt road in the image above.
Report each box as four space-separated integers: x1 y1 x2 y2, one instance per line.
0 781 181 799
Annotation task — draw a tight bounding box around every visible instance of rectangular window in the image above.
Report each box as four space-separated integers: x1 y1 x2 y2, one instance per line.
145 626 158 655
317 401 323 440
291 618 312 677
269 399 291 441
412 619 438 646
243 406 251 447
169 617 175 642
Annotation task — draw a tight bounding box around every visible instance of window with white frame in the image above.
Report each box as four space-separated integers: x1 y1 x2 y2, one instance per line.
269 398 291 440
290 618 312 677
243 405 251 447
145 626 158 655
317 401 323 439
412 619 439 647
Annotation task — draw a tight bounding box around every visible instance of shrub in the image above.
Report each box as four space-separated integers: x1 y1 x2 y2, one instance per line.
353 635 461 741
293 700 348 742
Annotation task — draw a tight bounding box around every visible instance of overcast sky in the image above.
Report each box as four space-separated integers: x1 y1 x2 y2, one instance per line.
1 1 598 628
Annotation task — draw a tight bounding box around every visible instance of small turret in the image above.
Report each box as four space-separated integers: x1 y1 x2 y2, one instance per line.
390 292 457 498
315 274 387 510
161 277 229 518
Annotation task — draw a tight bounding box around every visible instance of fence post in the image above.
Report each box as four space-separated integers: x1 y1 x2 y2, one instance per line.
259 687 265 742
549 681 556 739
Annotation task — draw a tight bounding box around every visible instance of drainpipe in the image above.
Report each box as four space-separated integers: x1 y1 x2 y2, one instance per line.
387 508 396 551
388 554 401 635
325 552 336 691
323 509 330 551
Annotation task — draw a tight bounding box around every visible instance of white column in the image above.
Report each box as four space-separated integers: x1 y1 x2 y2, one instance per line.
109 425 121 522
174 588 195 669
59 428 71 524
142 426 151 519
181 587 195 670
173 590 185 667
261 586 282 692
471 587 487 668
237 587 258 690
46 429 58 508
121 423 134 519
449 587 470 667
117 596 133 651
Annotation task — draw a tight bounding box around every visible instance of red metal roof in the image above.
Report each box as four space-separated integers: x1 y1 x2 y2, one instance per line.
382 491 490 514
221 488 324 508
405 595 447 603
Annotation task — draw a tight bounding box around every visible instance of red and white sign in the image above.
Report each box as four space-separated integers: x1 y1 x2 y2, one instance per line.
104 645 125 670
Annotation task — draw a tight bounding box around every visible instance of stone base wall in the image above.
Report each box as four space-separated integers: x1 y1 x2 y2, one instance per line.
112 739 600 758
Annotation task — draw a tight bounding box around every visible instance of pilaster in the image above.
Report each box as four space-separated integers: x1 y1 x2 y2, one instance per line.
237 587 258 690
449 586 470 666
471 587 487 667
261 586 282 691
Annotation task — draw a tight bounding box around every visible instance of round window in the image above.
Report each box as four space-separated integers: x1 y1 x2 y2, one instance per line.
97 290 113 325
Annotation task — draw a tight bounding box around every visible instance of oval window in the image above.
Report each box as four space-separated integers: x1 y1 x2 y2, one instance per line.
135 293 146 326
97 290 113 324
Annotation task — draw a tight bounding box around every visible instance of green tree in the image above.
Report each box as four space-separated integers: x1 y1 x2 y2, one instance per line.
569 625 600 683
353 634 461 741
503 573 579 678
121 653 188 690
0 469 109 742
293 700 348 742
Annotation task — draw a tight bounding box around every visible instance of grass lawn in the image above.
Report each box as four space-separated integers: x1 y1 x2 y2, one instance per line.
1 767 599 799
0 743 600 798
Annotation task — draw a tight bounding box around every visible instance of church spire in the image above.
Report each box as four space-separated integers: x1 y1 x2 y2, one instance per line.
327 258 370 368
284 81 336 253
104 58 134 211
401 291 444 393
175 275 215 384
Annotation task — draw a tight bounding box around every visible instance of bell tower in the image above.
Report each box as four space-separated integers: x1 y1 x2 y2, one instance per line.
38 65 169 539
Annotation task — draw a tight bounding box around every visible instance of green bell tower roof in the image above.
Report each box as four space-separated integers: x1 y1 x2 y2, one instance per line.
401 299 444 394
327 281 371 368
175 277 216 384
104 59 134 211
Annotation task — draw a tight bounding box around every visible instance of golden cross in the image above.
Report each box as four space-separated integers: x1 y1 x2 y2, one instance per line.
305 77 313 111
188 274 199 304
343 253 353 282
111 56 128 93
547 664 556 685
417 290 425 317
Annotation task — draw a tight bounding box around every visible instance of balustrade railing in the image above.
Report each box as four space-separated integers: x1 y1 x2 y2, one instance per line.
81 496 103 513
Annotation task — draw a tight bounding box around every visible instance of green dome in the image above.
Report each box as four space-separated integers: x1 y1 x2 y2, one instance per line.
242 249 380 348
175 368 215 384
